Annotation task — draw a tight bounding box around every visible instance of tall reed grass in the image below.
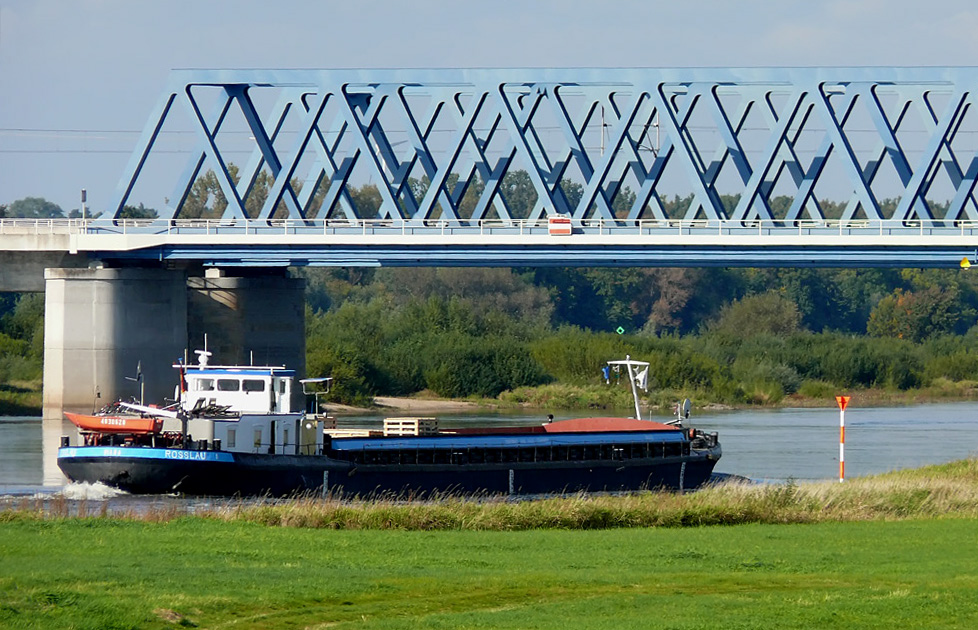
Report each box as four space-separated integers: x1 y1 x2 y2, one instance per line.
4 459 977 530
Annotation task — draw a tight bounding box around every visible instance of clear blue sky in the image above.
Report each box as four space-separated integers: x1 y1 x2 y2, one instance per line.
2 0 977 213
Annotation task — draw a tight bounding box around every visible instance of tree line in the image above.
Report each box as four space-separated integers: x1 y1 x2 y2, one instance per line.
0 165 925 223
0 293 44 396
301 265 978 406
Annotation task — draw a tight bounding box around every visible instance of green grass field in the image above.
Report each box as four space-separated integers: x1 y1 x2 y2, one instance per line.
3 460 978 629
2 517 977 629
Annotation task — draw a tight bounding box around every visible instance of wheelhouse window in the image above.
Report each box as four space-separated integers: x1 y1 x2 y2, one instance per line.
243 379 265 393
195 379 215 391
218 379 240 392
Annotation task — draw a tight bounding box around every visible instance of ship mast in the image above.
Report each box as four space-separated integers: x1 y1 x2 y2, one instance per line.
607 356 650 420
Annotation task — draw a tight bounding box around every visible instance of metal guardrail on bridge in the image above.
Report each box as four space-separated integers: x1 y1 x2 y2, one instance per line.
6 217 978 239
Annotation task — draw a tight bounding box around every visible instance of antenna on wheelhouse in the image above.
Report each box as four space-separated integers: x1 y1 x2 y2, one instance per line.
194 333 212 367
194 349 212 367
125 360 144 405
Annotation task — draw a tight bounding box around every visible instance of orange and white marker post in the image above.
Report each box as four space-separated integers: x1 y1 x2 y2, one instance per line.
836 395 850 482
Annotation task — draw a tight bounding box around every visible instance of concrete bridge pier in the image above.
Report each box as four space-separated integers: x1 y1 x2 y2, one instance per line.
43 267 189 419
187 269 306 410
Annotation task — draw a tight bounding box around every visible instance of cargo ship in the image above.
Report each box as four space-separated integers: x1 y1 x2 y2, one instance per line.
57 352 721 497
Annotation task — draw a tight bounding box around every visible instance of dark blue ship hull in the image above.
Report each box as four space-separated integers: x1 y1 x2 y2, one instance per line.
57 433 721 497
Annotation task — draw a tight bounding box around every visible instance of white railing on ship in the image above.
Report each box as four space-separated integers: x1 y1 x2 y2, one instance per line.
4 217 978 237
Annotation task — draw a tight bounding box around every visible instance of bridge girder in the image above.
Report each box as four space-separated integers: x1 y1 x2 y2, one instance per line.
106 243 974 269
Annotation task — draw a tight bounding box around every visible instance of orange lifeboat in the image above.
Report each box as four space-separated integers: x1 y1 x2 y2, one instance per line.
65 411 164 435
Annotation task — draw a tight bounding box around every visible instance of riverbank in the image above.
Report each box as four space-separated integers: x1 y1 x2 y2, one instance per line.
347 378 978 416
0 397 39 416
328 394 484 415
0 381 41 416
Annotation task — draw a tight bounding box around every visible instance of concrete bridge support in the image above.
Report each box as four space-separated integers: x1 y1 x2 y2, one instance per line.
187 270 306 410
42 268 190 418
187 270 305 373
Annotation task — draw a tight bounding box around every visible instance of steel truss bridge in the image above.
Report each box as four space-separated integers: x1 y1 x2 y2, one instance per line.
12 67 978 267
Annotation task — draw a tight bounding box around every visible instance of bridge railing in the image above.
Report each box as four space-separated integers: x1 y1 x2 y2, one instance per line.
5 217 978 238
0 218 91 235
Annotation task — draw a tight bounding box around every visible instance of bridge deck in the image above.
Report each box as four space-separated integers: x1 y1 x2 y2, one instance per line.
3 218 976 267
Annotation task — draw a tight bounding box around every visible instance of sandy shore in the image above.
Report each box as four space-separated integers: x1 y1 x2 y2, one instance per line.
323 396 483 415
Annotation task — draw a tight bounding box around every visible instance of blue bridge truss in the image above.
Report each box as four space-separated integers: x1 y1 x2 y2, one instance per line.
110 68 978 227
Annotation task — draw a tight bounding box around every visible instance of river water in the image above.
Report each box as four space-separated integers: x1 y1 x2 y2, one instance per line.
2 402 978 496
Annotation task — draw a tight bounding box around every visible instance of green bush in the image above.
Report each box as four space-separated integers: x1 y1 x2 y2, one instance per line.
529 328 627 383
731 357 802 396
0 352 41 384
424 336 549 398
738 379 786 404
0 331 26 356
805 335 921 390
378 337 428 395
923 351 978 382
647 348 725 390
0 294 44 360
305 341 375 406
498 383 634 410
797 379 838 399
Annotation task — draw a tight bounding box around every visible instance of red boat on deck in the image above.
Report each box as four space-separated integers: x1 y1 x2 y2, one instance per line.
65 408 164 435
